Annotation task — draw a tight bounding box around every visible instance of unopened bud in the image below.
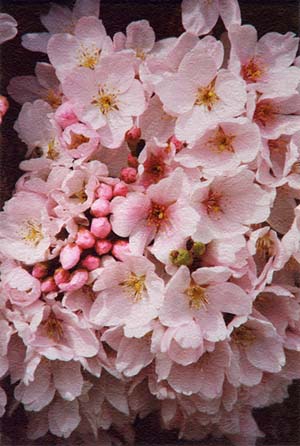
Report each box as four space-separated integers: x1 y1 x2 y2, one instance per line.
170 248 193 267
120 167 137 184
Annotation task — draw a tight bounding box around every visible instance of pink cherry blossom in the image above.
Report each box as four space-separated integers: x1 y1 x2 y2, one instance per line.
62 53 146 148
160 265 252 343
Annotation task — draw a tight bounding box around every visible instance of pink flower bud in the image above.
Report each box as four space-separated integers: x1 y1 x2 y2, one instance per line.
58 269 89 292
54 268 71 285
128 153 139 168
60 243 82 270
112 240 131 260
125 126 141 142
90 217 111 238
76 227 95 249
41 277 58 293
113 182 128 197
120 167 137 184
95 239 113 256
32 262 48 279
0 96 9 124
54 101 78 129
81 255 101 271
91 198 110 217
96 183 113 201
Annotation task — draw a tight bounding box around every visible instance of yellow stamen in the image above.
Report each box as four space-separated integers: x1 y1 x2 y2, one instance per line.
47 139 59 160
195 81 219 111
121 273 146 302
185 283 208 310
68 132 90 150
22 220 43 246
44 312 64 342
255 232 275 259
208 126 235 153
78 46 100 69
92 87 119 115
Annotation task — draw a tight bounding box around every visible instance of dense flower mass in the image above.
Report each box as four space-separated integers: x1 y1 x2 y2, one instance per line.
1 0 300 445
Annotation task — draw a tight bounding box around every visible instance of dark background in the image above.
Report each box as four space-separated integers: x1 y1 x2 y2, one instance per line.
0 0 300 444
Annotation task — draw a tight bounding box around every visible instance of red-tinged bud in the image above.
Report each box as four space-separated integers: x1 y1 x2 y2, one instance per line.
32 262 48 279
58 269 89 292
0 96 9 124
60 243 82 270
95 239 113 256
120 167 137 184
81 255 101 271
126 126 141 142
128 153 139 168
41 277 58 293
90 217 111 238
91 198 110 217
76 227 95 249
113 182 128 197
96 183 113 201
112 240 131 260
54 268 71 285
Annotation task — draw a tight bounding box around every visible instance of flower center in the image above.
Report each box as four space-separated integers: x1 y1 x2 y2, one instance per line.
68 132 90 150
268 136 289 153
121 273 146 302
44 312 64 342
136 48 146 60
241 58 264 83
208 127 235 153
47 139 59 160
185 283 208 310
195 81 219 111
21 220 43 246
144 154 165 182
203 190 222 215
70 187 88 203
147 202 167 227
231 325 256 347
92 87 119 115
45 89 62 109
255 233 275 259
254 100 276 127
78 46 100 69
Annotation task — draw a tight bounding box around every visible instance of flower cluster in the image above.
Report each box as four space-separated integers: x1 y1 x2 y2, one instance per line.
1 1 300 445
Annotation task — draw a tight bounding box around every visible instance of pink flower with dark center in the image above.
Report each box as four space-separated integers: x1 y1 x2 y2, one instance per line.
155 47 247 143
191 169 275 243
110 169 199 262
89 255 164 336
160 265 252 343
62 53 146 148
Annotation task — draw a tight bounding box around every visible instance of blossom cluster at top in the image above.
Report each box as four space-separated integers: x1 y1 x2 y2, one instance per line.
1 0 300 445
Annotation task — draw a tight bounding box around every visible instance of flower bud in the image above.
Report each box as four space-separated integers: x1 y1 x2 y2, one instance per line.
32 262 48 279
191 241 206 257
60 243 82 270
81 255 101 271
0 96 9 123
120 167 137 184
76 227 95 249
170 249 193 267
112 240 131 260
126 126 141 143
54 268 71 285
95 239 112 256
113 182 128 197
91 198 110 217
90 217 111 238
41 277 58 293
96 183 113 201
58 269 89 292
